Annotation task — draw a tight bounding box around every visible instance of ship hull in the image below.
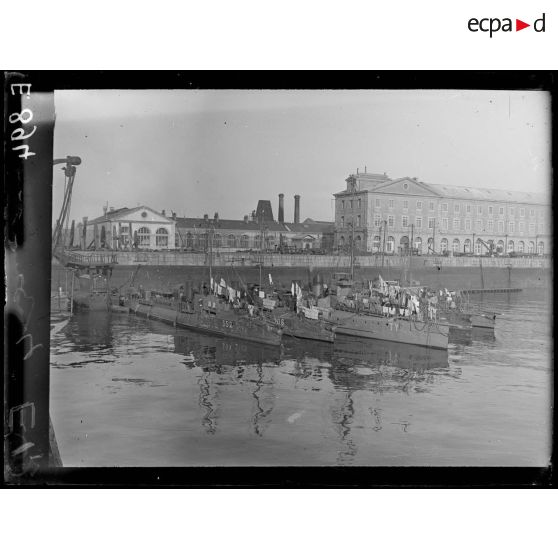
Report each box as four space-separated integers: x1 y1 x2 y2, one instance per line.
269 310 335 343
71 291 111 311
133 301 282 346
329 309 449 350
471 313 496 329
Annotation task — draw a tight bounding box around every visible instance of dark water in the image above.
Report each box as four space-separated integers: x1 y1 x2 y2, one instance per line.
50 288 552 466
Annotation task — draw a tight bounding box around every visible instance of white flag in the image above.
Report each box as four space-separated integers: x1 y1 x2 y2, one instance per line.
268 273 273 285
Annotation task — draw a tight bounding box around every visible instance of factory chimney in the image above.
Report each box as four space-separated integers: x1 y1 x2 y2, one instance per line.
278 193 284 223
294 195 300 224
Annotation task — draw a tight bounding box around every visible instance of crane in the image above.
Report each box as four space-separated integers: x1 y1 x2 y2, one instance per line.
52 156 81 257
475 236 496 256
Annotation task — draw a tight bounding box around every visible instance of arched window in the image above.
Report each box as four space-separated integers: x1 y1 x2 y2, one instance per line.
387 236 395 253
175 233 180 248
339 236 345 247
497 240 504 254
440 238 448 253
415 237 422 255
155 227 168 247
138 226 151 247
355 235 362 249
507 240 514 253
475 239 482 254
518 241 525 253
240 235 249 249
213 233 221 248
537 241 544 255
528 241 535 254
228 234 236 248
400 236 409 254
186 232 193 248
464 238 471 253
373 235 381 253
198 232 207 250
452 238 460 254
427 237 434 253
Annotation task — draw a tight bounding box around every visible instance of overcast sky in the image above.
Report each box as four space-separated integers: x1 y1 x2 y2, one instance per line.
52 89 551 225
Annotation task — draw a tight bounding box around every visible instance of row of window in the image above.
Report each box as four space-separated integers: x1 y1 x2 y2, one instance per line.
367 215 544 234
338 236 545 255
176 233 277 249
340 196 542 217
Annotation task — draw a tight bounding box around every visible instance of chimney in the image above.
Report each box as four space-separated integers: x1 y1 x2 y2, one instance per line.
278 193 284 223
161 209 166 216
294 195 300 224
244 215 249 224
103 203 108 216
172 211 176 219
214 212 219 222
109 206 115 212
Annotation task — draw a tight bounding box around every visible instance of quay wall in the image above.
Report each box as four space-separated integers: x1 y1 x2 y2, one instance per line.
52 255 552 293
60 250 552 270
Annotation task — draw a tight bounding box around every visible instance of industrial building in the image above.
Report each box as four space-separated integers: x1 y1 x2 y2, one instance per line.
334 171 551 256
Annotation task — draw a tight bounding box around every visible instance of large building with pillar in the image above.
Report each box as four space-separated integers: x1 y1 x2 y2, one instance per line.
334 172 551 256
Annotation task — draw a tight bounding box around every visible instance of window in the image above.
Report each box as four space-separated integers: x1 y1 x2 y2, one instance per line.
452 239 460 253
476 219 482 230
415 217 422 229
442 218 448 230
137 226 150 247
475 239 482 255
477 205 482 215
403 182 409 190
528 241 535 254
415 237 422 255
228 234 236 248
403 200 408 210
440 238 448 252
529 208 535 217
416 201 422 210
465 219 471 231
341 216 345 228
529 223 535 235
388 215 394 227
349 200 353 210
519 222 525 233
373 236 381 252
508 222 515 233
387 236 395 253
341 200 345 210
509 207 514 216
402 216 408 228
357 198 361 209
388 199 394 209
441 203 448 212
487 220 494 232
508 240 514 253
239 235 248 248
429 201 435 211
186 232 193 248
375 198 381 208
488 206 493 215
213 233 221 248
520 207 525 217
518 241 525 253
498 221 504 233
537 241 544 255
453 218 460 230
464 239 471 253
499 206 504 216
374 215 381 228
357 215 361 227
466 204 471 214
155 227 168 247
454 203 460 213
428 217 435 229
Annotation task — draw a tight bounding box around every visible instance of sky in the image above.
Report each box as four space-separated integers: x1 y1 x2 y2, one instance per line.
52 89 552 225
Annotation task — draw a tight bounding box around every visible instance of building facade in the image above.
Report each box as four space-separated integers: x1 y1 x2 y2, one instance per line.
334 172 551 256
78 205 176 250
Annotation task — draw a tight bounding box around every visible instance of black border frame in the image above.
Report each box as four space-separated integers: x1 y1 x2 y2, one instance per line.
3 70 555 487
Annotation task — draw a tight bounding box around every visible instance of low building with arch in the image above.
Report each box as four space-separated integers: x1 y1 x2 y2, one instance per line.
334 171 551 256
79 205 176 250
